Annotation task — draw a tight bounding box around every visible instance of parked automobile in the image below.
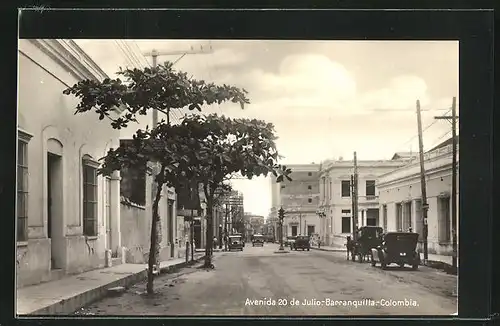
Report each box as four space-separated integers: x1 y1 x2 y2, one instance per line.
252 234 265 247
350 226 384 263
293 235 311 251
284 236 297 247
371 232 420 270
228 235 244 251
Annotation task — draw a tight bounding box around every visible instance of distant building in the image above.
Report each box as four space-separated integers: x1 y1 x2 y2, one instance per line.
244 213 265 235
270 164 321 239
318 158 409 247
378 137 459 257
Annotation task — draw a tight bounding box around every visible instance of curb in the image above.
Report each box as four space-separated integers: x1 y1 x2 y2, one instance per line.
29 255 207 315
424 260 457 275
310 247 347 253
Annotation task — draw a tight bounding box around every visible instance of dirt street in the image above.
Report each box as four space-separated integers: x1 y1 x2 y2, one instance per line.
75 243 457 316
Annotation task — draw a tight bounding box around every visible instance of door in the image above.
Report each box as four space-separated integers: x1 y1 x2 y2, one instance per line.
47 152 63 270
291 225 298 236
168 200 174 257
307 225 315 236
105 177 112 253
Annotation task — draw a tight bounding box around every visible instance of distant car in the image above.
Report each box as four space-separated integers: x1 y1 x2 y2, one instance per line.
294 235 311 251
285 236 297 247
252 235 265 247
228 235 244 251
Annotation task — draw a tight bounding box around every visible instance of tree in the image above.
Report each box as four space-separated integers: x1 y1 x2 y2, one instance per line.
63 62 250 294
170 114 292 268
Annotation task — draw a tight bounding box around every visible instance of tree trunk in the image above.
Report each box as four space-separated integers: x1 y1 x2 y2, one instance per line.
146 173 165 294
203 184 214 268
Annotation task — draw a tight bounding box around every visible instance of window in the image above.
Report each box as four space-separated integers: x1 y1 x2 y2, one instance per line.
395 203 403 231
404 201 412 230
341 216 351 233
291 225 298 236
438 196 451 243
120 166 146 206
382 205 388 231
341 180 350 197
83 158 99 236
342 209 351 214
281 185 285 189
308 172 312 176
308 185 312 190
308 198 312 203
366 180 376 196
17 137 30 242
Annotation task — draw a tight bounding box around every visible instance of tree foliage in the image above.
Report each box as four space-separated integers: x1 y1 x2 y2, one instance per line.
62 62 250 129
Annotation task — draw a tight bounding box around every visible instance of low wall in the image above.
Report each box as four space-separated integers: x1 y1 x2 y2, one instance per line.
120 202 149 263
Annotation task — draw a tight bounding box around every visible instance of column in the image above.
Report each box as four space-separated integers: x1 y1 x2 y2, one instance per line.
109 170 121 254
362 209 367 226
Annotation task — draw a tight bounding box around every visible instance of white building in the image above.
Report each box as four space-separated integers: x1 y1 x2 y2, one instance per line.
270 164 321 239
17 39 181 288
377 138 458 257
318 158 408 247
17 39 122 287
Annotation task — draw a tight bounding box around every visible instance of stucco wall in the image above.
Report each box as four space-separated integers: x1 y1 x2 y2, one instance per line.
378 170 458 255
17 40 121 286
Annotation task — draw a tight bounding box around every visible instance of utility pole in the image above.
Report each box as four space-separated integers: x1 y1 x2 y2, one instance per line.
351 174 356 240
352 152 359 241
435 97 458 270
143 44 213 266
416 99 429 264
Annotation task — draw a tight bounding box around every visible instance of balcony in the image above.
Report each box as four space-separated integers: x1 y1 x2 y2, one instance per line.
363 195 378 201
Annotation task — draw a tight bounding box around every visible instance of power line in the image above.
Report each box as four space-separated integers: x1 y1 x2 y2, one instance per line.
395 107 452 151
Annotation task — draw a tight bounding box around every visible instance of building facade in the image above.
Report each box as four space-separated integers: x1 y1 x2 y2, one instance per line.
318 158 408 247
377 139 459 257
17 39 122 287
270 164 321 240
244 214 265 235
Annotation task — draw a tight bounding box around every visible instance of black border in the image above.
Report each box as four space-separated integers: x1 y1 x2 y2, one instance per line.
3 5 495 326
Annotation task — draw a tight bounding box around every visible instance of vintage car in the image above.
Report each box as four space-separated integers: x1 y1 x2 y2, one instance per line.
350 226 384 262
284 236 297 247
293 235 311 251
371 232 420 270
252 234 265 247
228 235 244 251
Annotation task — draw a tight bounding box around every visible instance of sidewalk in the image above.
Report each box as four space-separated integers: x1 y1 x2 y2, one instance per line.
310 245 347 252
17 253 206 316
312 246 457 273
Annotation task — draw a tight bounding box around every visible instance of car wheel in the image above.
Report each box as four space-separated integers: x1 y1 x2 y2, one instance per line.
381 261 387 270
412 263 418 270
399 263 405 268
371 258 376 267
351 252 356 261
307 248 310 251
357 254 363 263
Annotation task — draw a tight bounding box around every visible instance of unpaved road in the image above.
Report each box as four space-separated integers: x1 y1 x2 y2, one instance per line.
76 244 457 316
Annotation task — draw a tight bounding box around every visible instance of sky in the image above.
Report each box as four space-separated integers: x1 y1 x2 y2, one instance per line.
74 39 459 218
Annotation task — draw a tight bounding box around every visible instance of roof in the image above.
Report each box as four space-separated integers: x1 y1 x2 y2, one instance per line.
427 135 459 153
391 152 417 160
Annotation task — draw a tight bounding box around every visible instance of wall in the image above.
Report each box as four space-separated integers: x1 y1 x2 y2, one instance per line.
378 160 458 256
317 160 408 246
17 40 120 287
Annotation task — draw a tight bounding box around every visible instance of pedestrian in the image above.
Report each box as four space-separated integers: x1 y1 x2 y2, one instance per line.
213 237 218 250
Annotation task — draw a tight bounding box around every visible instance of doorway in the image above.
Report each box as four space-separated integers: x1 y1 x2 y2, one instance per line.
291 225 298 236
168 200 174 258
47 152 63 270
